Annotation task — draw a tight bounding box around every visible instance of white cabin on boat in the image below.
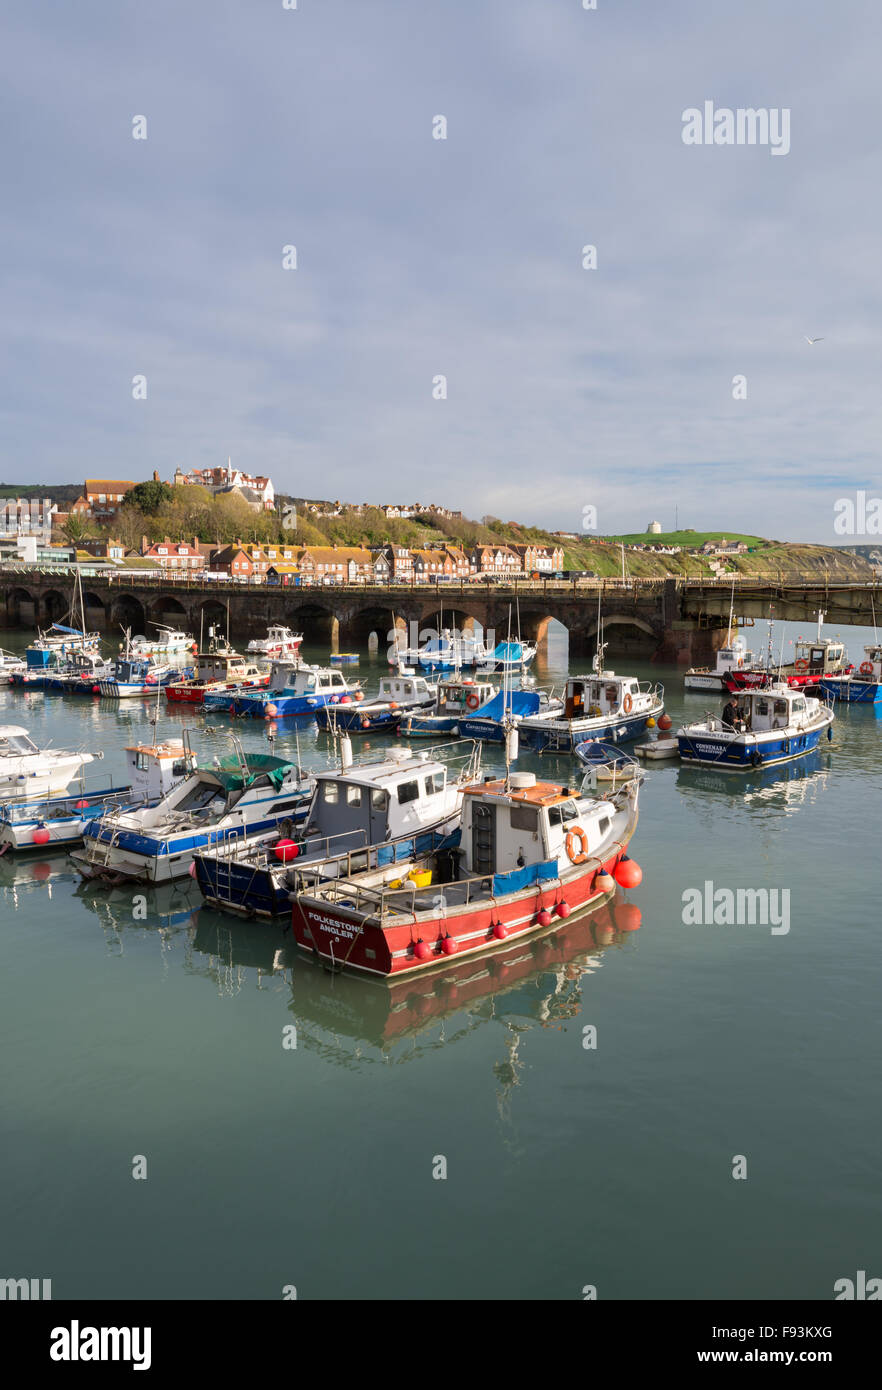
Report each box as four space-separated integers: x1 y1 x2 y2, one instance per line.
461 771 621 878
304 749 459 844
124 740 197 805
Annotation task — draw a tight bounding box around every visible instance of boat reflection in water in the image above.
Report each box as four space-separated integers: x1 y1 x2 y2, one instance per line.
676 748 831 815
190 893 642 1060
0 849 78 904
74 879 202 956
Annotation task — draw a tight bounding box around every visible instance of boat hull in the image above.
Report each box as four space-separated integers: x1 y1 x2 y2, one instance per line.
677 721 832 770
818 677 882 705
292 851 630 978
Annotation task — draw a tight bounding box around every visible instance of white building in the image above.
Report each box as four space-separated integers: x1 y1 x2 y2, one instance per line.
173 460 275 511
647 520 662 534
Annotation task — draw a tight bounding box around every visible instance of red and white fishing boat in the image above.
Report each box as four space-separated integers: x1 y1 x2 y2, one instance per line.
165 628 269 705
246 625 303 660
290 765 642 978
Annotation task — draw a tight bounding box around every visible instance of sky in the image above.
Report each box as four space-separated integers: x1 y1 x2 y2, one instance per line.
2 0 882 543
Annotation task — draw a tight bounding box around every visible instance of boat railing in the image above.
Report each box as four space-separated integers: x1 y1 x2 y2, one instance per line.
288 828 461 895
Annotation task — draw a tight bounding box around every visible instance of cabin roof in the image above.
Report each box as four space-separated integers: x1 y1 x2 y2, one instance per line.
315 755 445 787
124 741 186 759
463 778 577 806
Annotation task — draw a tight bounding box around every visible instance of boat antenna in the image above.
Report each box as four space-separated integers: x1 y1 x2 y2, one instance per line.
726 574 735 645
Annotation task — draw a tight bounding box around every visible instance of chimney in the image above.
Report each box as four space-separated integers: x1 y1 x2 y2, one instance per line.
141 535 149 553
193 535 199 550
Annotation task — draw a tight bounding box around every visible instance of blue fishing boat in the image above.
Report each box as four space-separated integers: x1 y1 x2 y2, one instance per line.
487 639 537 672
399 677 498 737
315 673 436 734
211 662 360 718
192 743 476 918
819 643 882 704
677 682 834 769
98 654 192 699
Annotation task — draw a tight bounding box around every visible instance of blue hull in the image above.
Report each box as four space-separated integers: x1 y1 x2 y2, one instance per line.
398 714 460 737
678 726 828 769
522 712 653 753
194 827 460 918
217 691 345 718
819 678 882 705
314 706 401 734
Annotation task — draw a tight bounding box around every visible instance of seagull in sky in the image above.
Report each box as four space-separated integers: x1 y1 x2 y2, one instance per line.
805 335 824 345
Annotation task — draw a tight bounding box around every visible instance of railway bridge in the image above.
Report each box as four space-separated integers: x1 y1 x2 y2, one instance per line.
1 570 879 663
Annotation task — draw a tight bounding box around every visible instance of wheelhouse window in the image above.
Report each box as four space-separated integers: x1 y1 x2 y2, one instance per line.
345 785 362 807
371 788 387 809
510 803 539 832
322 782 339 804
424 771 445 796
397 780 419 804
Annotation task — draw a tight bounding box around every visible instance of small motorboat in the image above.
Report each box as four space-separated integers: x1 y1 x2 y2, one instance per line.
399 677 498 737
575 741 642 781
0 649 26 686
246 625 303 661
684 634 757 693
219 663 361 718
0 724 101 799
315 673 436 734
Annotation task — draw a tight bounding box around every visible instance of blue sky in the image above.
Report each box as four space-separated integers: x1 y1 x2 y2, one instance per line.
2 0 881 541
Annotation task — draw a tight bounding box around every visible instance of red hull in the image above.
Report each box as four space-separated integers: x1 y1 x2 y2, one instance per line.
165 676 270 704
292 850 629 978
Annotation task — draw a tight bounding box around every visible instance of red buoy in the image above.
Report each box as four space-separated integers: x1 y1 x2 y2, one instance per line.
92 685 100 694
441 935 458 955
492 922 507 940
658 714 672 731
556 901 571 918
614 857 643 889
537 908 553 928
265 703 278 718
414 940 432 961
274 840 299 863
32 827 51 846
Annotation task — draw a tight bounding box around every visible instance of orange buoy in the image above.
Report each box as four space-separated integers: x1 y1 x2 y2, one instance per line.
595 871 615 894
265 703 278 717
614 856 642 889
658 714 672 731
615 903 642 932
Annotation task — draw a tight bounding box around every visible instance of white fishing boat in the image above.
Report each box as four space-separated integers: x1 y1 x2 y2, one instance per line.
314 673 437 734
0 725 101 799
0 649 26 686
516 646 664 754
684 635 756 692
246 625 303 660
70 737 313 883
0 739 191 851
126 626 197 662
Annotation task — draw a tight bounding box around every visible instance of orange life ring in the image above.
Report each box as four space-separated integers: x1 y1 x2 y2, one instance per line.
565 826 589 864
860 660 874 675
795 658 809 670
622 693 633 714
466 692 481 709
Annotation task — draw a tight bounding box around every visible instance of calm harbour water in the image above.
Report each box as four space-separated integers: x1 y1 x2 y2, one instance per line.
1 620 880 1301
